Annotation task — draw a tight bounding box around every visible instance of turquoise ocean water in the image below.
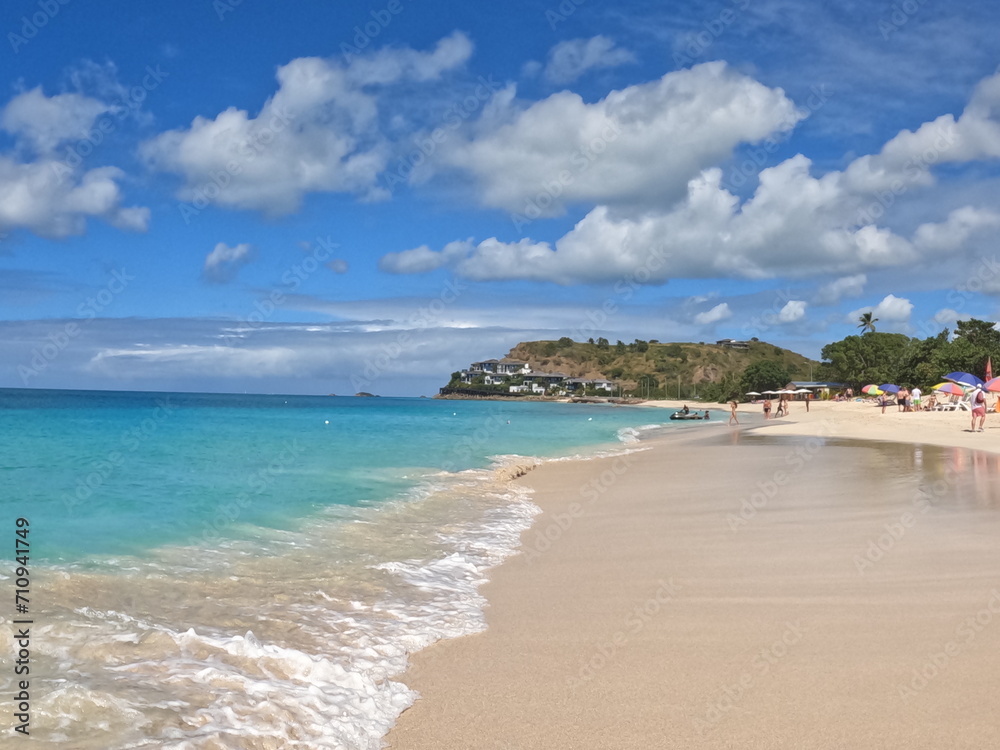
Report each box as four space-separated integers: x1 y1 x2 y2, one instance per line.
0 388 688 748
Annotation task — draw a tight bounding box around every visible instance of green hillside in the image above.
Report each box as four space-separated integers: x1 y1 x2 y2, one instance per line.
445 337 820 400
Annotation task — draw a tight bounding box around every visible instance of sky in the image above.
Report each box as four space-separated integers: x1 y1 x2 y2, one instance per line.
2 0 1000 396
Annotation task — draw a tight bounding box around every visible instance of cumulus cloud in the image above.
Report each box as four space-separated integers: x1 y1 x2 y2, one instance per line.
203 242 256 283
933 308 971 326
850 294 914 326
778 300 808 323
421 61 803 216
543 36 636 84
815 274 866 305
390 69 1000 286
1 88 110 154
0 87 149 239
694 302 731 325
141 33 472 216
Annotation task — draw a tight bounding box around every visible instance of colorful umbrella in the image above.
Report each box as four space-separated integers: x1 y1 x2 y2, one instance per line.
861 384 883 395
933 382 968 396
944 371 985 388
984 377 1000 393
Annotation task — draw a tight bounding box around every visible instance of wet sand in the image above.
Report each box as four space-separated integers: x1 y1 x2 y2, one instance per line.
386 415 1000 749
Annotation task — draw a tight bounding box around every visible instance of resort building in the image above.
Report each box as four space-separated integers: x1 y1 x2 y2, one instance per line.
716 338 750 349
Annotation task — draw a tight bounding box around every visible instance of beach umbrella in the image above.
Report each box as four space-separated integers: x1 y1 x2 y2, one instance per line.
794 388 812 393
861 384 882 395
745 391 761 396
762 390 779 394
984 377 1000 393
944 371 985 388
878 384 900 394
933 382 968 396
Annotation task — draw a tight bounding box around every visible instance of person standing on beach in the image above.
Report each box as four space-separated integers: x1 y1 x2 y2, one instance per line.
969 384 987 432
763 398 771 419
879 393 888 414
729 400 739 425
805 393 810 412
911 386 921 411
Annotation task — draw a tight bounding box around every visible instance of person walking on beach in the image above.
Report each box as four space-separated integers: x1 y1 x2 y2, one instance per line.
969 384 987 432
805 393 810 412
763 398 772 419
729 400 739 425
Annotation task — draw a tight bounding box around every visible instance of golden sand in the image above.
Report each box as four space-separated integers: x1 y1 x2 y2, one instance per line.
387 399 1000 749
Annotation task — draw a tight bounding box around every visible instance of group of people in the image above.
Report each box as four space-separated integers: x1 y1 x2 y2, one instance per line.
760 395 795 420
878 386 922 413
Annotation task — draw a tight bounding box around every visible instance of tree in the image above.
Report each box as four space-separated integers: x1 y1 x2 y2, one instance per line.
596 337 610 349
821 332 912 388
557 336 574 348
739 361 791 394
857 312 879 334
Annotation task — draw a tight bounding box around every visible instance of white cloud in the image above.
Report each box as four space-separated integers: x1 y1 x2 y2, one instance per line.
694 302 731 325
141 33 472 216
391 69 1000 287
203 242 256 283
422 61 803 216
933 308 971 326
849 294 913 326
378 239 472 274
0 86 149 239
778 300 808 323
1 88 109 154
815 274 867 305
543 36 636 85
0 159 149 238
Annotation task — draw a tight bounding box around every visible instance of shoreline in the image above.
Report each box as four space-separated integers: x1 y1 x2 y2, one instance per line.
386 398 1000 748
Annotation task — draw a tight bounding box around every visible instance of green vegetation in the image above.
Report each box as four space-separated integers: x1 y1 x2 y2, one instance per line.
821 318 1000 388
443 338 818 401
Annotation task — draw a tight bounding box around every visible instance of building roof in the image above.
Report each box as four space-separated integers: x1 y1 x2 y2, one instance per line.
787 381 845 388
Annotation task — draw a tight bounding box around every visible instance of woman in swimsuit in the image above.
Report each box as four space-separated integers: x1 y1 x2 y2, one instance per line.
763 399 771 419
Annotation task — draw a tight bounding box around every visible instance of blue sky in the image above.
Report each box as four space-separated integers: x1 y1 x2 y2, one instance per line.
2 0 1000 396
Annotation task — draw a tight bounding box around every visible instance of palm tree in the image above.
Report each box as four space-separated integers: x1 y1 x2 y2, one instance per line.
857 312 878 334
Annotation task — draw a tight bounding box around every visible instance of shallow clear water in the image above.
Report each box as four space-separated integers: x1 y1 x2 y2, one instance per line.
0 388 677 749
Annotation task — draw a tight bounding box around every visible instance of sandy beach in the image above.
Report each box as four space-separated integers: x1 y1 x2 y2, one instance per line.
386 400 1000 749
